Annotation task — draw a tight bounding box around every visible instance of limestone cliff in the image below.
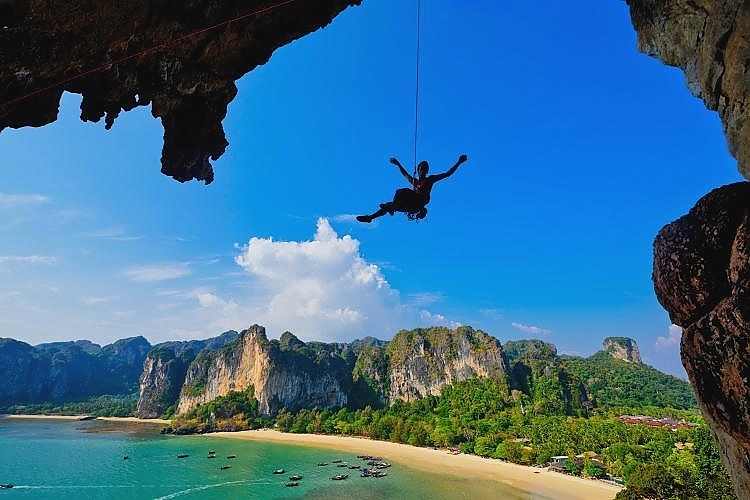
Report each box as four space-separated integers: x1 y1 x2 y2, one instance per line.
626 2 750 495
154 325 512 416
0 0 361 183
132 325 692 425
386 326 509 402
176 326 350 415
626 0 750 178
653 182 750 496
135 331 238 418
0 336 150 406
603 337 642 364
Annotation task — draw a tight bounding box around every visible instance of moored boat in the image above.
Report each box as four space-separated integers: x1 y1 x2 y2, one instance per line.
330 474 349 480
273 469 285 474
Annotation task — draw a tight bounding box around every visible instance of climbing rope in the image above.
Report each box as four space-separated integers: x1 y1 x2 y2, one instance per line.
0 0 299 111
411 0 422 184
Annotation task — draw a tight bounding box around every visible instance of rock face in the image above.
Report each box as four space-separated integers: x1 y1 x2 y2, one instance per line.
135 330 238 418
0 336 150 405
0 0 361 184
176 326 351 415
653 181 750 497
626 0 750 179
627 3 750 495
385 326 509 403
603 337 642 364
135 325 513 417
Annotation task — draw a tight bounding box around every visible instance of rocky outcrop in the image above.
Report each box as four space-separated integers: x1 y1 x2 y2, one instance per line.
135 330 238 418
0 336 150 405
351 345 389 408
386 326 509 402
603 337 642 364
626 3 750 495
176 326 350 415
503 339 557 365
132 325 689 423
653 182 750 497
626 0 750 179
150 325 513 415
136 351 188 418
0 0 361 183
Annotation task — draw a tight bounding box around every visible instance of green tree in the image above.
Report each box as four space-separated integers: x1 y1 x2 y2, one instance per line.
616 463 680 500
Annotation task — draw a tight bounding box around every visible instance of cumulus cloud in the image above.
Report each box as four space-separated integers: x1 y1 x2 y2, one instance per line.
511 322 551 336
655 324 682 351
185 218 455 342
0 193 50 207
121 262 190 282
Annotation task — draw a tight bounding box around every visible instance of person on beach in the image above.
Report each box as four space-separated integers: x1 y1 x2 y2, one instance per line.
356 154 468 223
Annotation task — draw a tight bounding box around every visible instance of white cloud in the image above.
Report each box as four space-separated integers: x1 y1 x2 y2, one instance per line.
408 292 444 307
0 255 58 265
0 193 50 207
332 214 359 223
121 262 190 282
86 226 142 241
511 322 551 336
479 308 504 320
655 324 682 351
113 310 135 318
182 218 455 342
420 310 461 328
82 295 116 305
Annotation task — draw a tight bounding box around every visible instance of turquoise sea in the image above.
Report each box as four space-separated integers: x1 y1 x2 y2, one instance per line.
0 418 530 499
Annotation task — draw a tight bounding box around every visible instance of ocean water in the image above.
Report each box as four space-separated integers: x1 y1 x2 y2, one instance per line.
0 418 529 499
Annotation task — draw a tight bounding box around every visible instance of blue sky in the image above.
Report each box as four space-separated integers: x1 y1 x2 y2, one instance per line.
0 0 742 378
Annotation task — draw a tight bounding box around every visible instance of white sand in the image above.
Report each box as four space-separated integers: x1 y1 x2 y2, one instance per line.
2 414 90 420
96 416 171 425
2 414 171 425
213 429 622 500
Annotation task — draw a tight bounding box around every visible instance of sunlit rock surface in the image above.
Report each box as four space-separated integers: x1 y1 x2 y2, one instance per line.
603 337 642 364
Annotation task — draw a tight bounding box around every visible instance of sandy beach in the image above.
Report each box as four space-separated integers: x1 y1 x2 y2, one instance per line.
2 414 90 421
2 414 171 425
96 416 171 425
213 429 622 500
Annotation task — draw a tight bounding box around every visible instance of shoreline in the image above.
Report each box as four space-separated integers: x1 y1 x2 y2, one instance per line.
96 416 171 425
212 429 622 500
2 414 171 425
2 414 89 421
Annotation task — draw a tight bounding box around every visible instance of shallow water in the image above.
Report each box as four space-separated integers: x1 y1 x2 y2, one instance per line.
0 418 530 499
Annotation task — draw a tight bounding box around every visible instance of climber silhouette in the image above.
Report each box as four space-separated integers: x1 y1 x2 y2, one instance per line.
356 154 468 223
